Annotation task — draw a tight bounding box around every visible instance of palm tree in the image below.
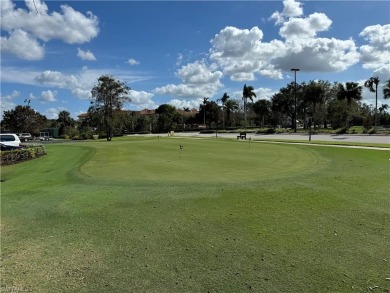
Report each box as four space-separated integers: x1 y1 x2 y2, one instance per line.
383 79 390 100
57 110 73 136
364 76 380 128
379 104 389 114
337 82 363 128
217 93 230 129
225 99 239 127
242 84 256 128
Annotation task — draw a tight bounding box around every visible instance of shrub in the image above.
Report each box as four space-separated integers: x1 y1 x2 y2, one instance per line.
265 128 276 134
1 145 46 166
368 128 377 134
335 127 348 134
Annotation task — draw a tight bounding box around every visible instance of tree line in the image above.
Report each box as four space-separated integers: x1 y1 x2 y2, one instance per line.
1 75 389 140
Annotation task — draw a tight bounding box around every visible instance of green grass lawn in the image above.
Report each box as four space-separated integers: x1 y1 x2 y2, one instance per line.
1 137 389 292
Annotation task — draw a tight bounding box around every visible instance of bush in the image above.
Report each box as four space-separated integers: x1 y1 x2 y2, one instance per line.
368 128 377 134
1 145 46 166
335 127 348 134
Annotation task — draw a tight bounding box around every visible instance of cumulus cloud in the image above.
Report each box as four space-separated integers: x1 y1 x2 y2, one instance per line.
154 61 223 99
127 90 157 109
40 90 57 103
77 48 96 61
209 26 285 80
270 0 303 24
0 90 20 118
1 0 99 59
273 38 360 72
229 87 276 102
44 107 67 119
34 70 92 99
0 29 44 60
127 58 140 66
279 13 332 40
210 0 360 81
359 24 390 77
168 98 203 110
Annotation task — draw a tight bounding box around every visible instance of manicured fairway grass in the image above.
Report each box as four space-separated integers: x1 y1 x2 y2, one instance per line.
1 137 389 292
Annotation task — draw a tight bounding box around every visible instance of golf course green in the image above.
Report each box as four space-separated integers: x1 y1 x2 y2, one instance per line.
1 136 389 292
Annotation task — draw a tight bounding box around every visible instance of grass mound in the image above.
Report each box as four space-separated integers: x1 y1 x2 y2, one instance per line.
82 137 318 182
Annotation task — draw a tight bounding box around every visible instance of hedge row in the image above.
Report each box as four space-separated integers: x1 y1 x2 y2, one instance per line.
0 145 47 166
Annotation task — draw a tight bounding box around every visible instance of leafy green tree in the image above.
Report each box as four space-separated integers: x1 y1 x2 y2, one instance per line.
253 99 271 128
198 101 220 128
242 84 256 127
337 82 363 128
155 104 180 133
1 105 47 134
364 76 380 127
225 99 239 127
271 89 294 128
90 75 131 141
302 80 331 128
383 79 390 100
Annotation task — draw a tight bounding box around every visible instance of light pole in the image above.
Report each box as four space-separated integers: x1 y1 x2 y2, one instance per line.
291 68 300 133
203 97 208 129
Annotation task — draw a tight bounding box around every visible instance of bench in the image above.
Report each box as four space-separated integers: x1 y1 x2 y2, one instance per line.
237 132 246 140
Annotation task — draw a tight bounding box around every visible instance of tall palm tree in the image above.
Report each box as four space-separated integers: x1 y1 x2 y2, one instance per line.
242 84 256 128
337 82 363 128
364 76 380 128
225 99 239 127
217 93 230 129
383 79 390 100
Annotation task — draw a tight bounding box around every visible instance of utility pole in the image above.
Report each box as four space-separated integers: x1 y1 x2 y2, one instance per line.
291 68 300 133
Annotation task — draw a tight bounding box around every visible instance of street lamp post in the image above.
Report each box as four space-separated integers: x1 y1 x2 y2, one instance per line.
291 68 300 133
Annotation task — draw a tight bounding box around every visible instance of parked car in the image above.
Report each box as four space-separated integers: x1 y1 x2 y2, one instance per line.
0 133 22 150
0 143 22 151
17 133 32 142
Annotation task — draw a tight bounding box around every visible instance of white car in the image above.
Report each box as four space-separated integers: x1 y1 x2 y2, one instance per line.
0 133 22 148
18 133 32 142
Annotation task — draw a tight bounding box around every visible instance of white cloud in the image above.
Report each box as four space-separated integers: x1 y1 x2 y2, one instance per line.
273 38 360 72
209 26 285 80
77 48 96 61
359 24 390 78
34 70 92 99
1 0 99 59
168 98 202 110
127 58 140 66
154 61 223 99
210 0 359 81
2 65 153 101
40 90 57 103
127 90 156 109
44 107 66 119
176 53 183 67
229 87 276 102
270 0 303 24
279 13 332 40
0 90 20 118
0 29 44 60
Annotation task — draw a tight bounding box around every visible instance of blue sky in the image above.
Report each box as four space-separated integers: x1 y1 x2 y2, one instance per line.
1 0 389 119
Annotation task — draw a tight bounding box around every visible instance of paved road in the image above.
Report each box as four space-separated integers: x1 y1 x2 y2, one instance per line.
151 132 390 145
